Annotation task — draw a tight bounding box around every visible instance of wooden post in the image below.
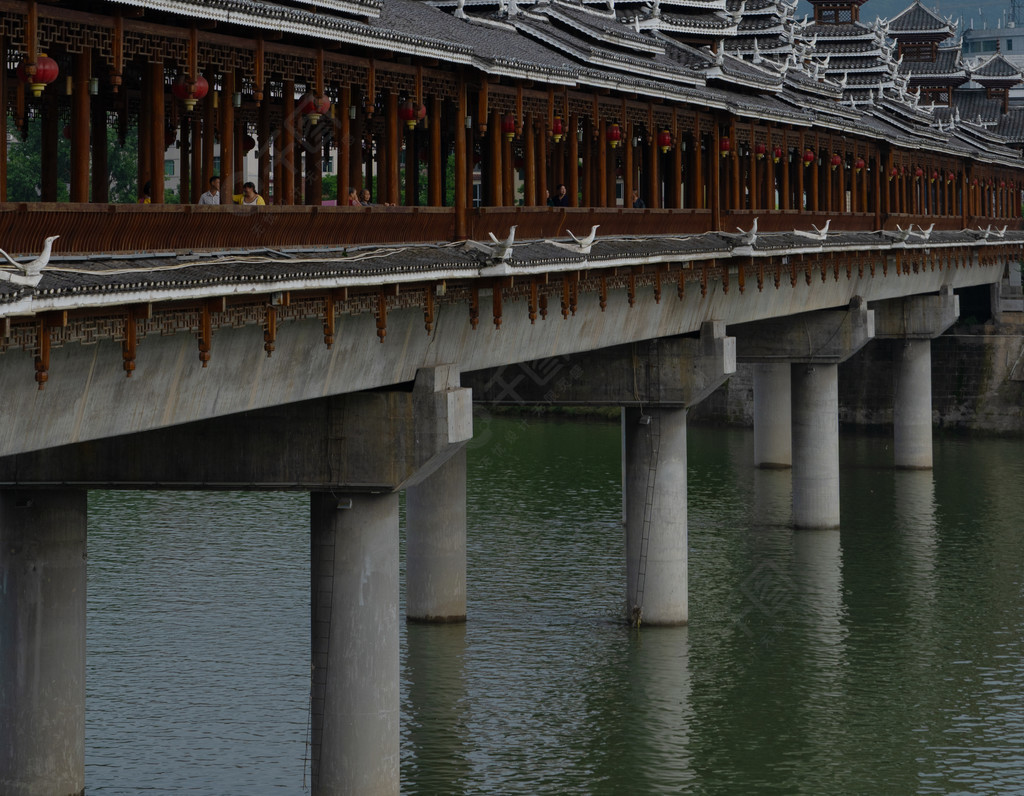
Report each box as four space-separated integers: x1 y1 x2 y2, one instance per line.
648 118 660 209
671 123 683 209
70 49 90 202
280 78 294 205
429 95 442 206
220 69 235 203
581 117 592 207
568 113 579 206
91 92 108 203
502 119 513 206
597 119 607 207
455 78 467 236
258 91 271 200
523 112 535 207
179 114 190 203
488 109 501 206
386 92 400 205
623 122 634 209
307 124 322 205
710 127 721 230
149 58 165 203
202 70 215 187
0 33 6 199
41 92 58 201
536 115 548 206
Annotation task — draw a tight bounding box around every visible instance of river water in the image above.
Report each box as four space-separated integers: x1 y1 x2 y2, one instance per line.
85 417 1024 794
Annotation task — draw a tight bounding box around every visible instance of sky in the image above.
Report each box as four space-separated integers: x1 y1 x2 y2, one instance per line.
795 0 1019 32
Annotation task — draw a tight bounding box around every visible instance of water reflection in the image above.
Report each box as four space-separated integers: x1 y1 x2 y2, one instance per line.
83 423 1024 795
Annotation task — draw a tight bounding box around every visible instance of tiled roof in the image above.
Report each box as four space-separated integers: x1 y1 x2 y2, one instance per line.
888 1 954 38
970 53 1024 84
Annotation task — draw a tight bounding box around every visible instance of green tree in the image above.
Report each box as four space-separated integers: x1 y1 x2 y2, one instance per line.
6 114 70 202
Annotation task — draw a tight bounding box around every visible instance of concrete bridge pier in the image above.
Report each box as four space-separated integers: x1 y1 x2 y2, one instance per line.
792 363 841 529
405 447 467 623
0 488 87 796
752 363 792 468
735 300 875 529
624 406 689 626
873 289 959 469
0 364 471 796
311 491 400 796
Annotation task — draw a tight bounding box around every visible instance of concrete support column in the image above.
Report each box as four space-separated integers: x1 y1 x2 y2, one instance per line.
893 338 933 469
792 364 840 529
405 448 467 622
624 406 688 626
0 489 87 796
311 491 399 796
752 362 792 468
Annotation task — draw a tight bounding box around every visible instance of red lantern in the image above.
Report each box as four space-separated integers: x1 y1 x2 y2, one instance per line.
831 154 843 171
242 134 257 154
803 149 815 167
949 172 955 184
300 93 333 125
854 157 865 173
502 114 516 142
719 136 731 157
773 146 783 164
914 167 923 180
755 143 766 160
607 123 622 149
931 170 938 184
659 129 673 154
971 177 978 188
552 116 564 143
1000 180 1006 188
17 54 59 98
890 167 898 181
171 73 209 112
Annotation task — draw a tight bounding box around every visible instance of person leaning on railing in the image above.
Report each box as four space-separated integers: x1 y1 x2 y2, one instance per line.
233 182 266 206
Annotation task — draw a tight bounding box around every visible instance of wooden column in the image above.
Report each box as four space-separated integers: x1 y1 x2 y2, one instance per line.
455 78 467 237
280 78 294 205
710 129 721 230
149 58 165 203
202 71 215 187
429 96 442 206
219 70 235 203
337 87 351 200
810 146 819 212
607 130 618 207
70 49 90 202
349 103 363 193
523 113 535 207
258 92 271 200
307 124 322 206
502 122 513 206
691 123 703 210
385 94 399 205
729 122 740 212
581 118 592 206
536 117 548 205
623 123 635 208
179 114 190 203
648 122 660 209
91 93 108 203
41 92 58 201
596 119 607 207
747 130 757 211
487 109 501 206
568 114 579 206
0 34 6 198
137 73 152 200
273 125 283 205
672 126 683 209
781 140 790 211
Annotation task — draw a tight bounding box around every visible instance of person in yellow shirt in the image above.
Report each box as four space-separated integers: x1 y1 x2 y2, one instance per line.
233 182 266 206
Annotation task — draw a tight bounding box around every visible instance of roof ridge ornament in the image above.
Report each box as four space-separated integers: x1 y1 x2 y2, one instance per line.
0 235 59 288
792 219 830 240
466 226 517 268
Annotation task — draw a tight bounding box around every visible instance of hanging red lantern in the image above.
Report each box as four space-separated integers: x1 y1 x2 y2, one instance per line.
299 93 333 126
831 154 843 171
1000 180 1006 188
552 116 564 143
243 134 257 154
914 166 923 180
755 143 766 160
971 177 978 187
889 167 898 181
607 123 622 148
930 170 938 183
854 157 865 173
719 136 731 157
803 149 815 167
17 54 59 98
659 130 673 154
171 73 209 112
502 114 516 142
949 172 956 184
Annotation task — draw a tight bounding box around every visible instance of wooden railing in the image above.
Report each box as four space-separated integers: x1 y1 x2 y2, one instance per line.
0 202 1017 257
